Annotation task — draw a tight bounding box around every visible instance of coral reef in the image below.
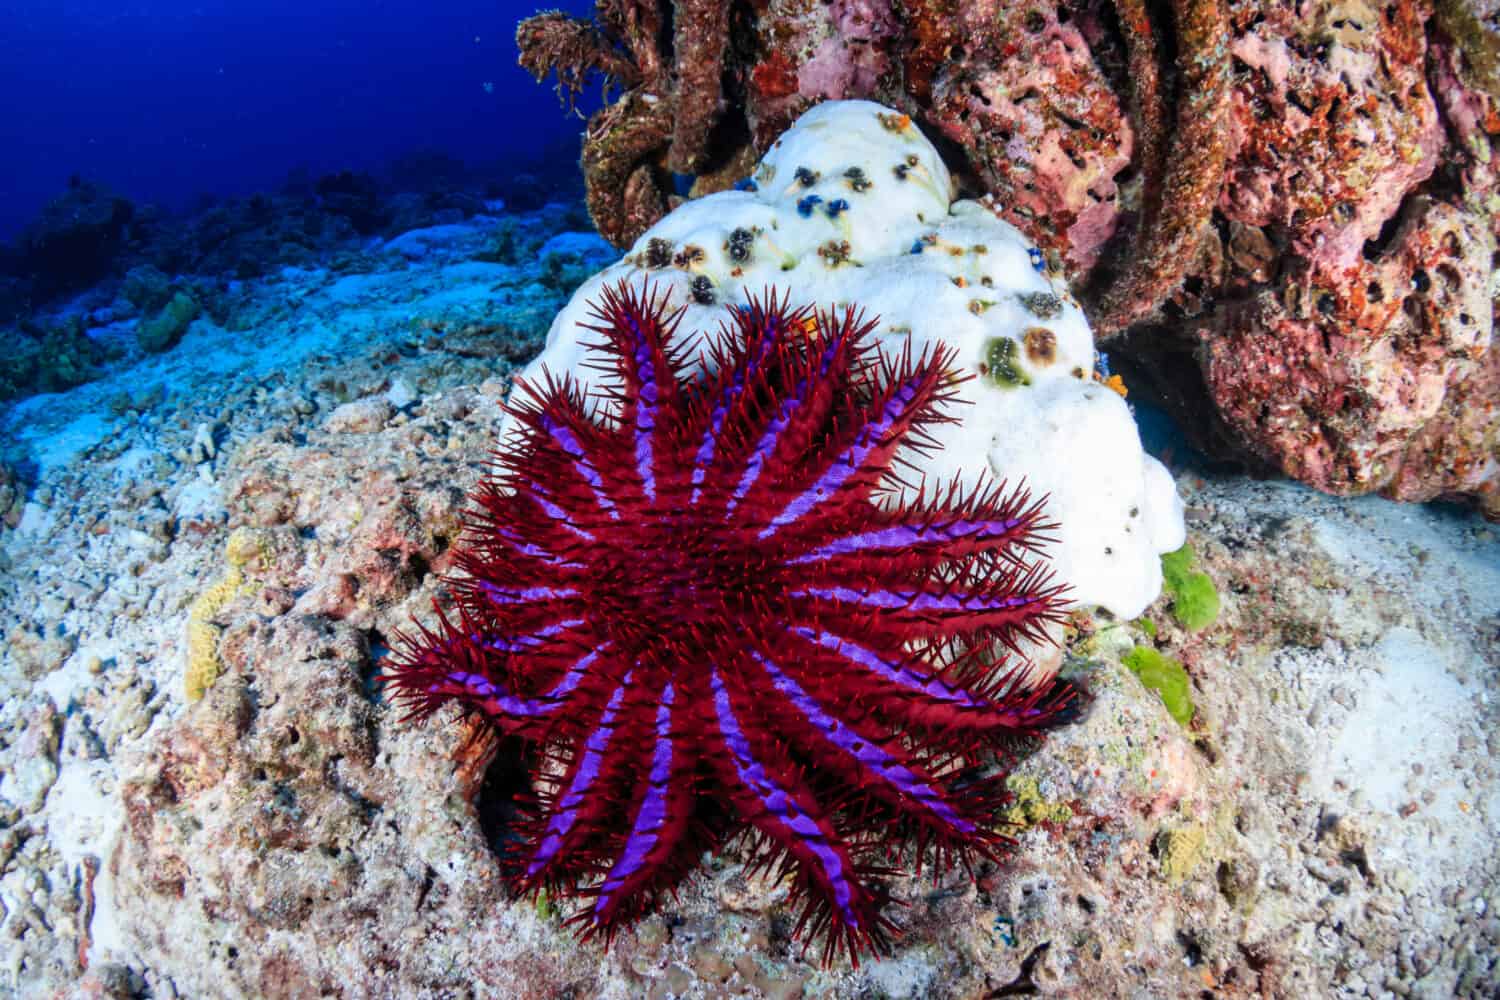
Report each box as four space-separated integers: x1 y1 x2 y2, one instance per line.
517 0 1500 518
523 100 1185 620
0 315 102 402
13 177 137 300
5 205 1497 996
0 149 586 404
386 283 1076 959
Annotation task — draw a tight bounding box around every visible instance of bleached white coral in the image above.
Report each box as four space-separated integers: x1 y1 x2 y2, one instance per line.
519 99 1184 618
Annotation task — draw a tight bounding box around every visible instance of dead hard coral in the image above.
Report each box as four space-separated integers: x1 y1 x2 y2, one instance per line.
926 1 1137 273
516 10 641 109
667 0 731 173
580 92 674 249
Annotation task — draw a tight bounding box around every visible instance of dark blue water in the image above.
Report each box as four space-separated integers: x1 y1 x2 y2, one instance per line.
0 0 597 241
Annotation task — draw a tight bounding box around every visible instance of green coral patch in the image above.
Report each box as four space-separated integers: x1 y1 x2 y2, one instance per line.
1123 645 1195 726
1160 544 1219 632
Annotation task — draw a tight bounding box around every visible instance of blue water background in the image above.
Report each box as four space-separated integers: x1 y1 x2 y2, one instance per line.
0 0 597 240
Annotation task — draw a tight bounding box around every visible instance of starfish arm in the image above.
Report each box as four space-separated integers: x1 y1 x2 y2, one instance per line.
789 557 1067 653
462 494 590 571
785 624 1004 721
782 624 1078 739
707 668 887 957
780 479 1053 568
759 342 961 536
502 463 602 542
582 682 701 937
517 669 644 888
503 375 636 533
685 291 811 507
728 307 867 526
578 281 687 504
746 649 991 851
381 614 600 731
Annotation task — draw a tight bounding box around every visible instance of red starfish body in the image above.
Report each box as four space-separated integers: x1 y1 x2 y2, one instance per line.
385 282 1076 961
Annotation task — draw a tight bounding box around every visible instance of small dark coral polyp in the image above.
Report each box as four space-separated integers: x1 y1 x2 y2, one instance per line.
385 280 1077 964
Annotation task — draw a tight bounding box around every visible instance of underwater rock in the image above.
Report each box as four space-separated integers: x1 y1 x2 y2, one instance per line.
0 702 60 813
0 461 23 529
119 264 175 316
1206 196 1498 516
13 177 136 300
135 291 200 353
518 0 1500 518
322 396 395 434
313 170 390 236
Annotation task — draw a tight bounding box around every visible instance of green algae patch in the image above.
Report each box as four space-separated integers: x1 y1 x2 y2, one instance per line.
1161 544 1219 632
1123 645 1195 727
982 336 1030 388
1002 774 1073 828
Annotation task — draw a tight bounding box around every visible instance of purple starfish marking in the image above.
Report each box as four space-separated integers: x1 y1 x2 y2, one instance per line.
544 415 620 519
791 586 1040 612
750 652 974 833
711 669 860 929
594 682 675 918
526 673 634 877
785 518 1027 563
788 626 985 709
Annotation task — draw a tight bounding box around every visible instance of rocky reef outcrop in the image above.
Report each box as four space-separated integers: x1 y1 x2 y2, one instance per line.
518 0 1500 518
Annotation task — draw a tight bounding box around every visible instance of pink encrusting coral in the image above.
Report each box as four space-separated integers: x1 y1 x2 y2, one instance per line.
924 2 1139 274
383 283 1077 960
1198 0 1498 512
